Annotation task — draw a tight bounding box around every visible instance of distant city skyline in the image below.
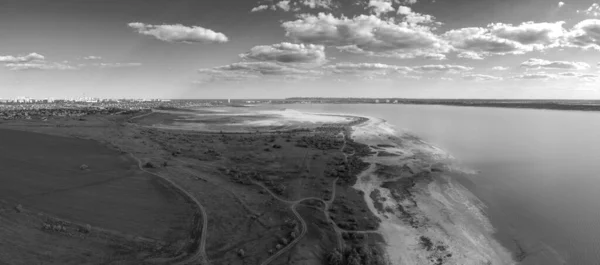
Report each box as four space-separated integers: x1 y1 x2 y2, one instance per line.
2 0 600 99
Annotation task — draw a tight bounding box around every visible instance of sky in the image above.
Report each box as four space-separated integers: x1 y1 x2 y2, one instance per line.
1 0 600 99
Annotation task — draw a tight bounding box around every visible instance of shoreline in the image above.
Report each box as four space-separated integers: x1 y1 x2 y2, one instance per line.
347 116 516 265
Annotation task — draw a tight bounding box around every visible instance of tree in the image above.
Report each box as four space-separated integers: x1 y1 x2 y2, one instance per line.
326 249 343 265
346 249 362 265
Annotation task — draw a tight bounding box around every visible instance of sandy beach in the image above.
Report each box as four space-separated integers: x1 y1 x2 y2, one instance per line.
350 117 516 265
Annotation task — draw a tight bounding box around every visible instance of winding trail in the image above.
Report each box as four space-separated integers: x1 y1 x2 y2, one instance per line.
127 111 210 265
128 109 155 121
256 132 379 265
128 111 376 264
129 154 210 265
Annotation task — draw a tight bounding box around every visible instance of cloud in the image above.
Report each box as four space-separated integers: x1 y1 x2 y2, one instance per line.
197 61 325 83
577 3 600 17
512 71 598 81
240 42 327 65
324 62 412 74
324 62 418 81
457 51 484 60
128 22 228 44
397 5 411 15
213 61 319 75
443 21 566 57
558 2 565 8
336 45 446 59
0 53 78 71
369 0 395 16
462 74 503 81
559 72 599 78
421 53 447 60
91 63 142 68
512 73 558 79
0 53 45 63
565 19 600 50
492 66 509 71
413 64 473 72
5 62 76 71
398 7 438 25
251 0 335 12
520 58 591 70
282 13 450 58
251 5 270 12
490 21 565 45
276 0 291 11
83 56 102 60
299 0 334 9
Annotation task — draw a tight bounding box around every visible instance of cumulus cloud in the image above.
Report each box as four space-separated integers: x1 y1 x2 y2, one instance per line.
421 53 447 60
492 66 509 71
324 62 412 74
520 58 591 70
324 62 414 80
214 62 320 75
282 13 450 58
512 73 558 79
413 64 473 72
457 51 484 60
0 53 79 71
369 0 395 16
197 61 325 84
83 56 102 60
559 72 599 78
5 62 76 71
0 53 45 63
276 0 291 11
398 7 438 26
462 74 503 81
251 0 335 12
443 21 566 57
565 19 600 50
397 5 411 15
300 0 334 9
91 63 142 68
336 45 446 59
577 3 600 17
128 22 228 44
251 5 271 12
240 43 327 65
490 21 565 45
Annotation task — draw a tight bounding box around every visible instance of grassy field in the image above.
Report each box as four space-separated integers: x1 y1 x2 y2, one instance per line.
0 108 386 265
0 128 195 242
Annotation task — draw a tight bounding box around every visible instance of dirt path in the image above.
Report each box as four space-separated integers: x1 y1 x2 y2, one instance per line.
129 154 210 265
128 113 375 264
125 111 214 265
255 132 380 265
128 110 155 121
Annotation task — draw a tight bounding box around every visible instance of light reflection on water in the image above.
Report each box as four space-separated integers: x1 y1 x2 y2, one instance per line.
278 103 600 265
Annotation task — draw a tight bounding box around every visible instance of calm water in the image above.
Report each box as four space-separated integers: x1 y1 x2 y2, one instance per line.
279 103 600 265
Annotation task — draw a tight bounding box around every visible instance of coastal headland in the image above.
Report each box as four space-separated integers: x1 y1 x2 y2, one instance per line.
0 105 515 265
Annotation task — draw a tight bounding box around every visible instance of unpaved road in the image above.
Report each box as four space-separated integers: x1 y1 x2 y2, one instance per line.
256 132 379 265
130 154 210 265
